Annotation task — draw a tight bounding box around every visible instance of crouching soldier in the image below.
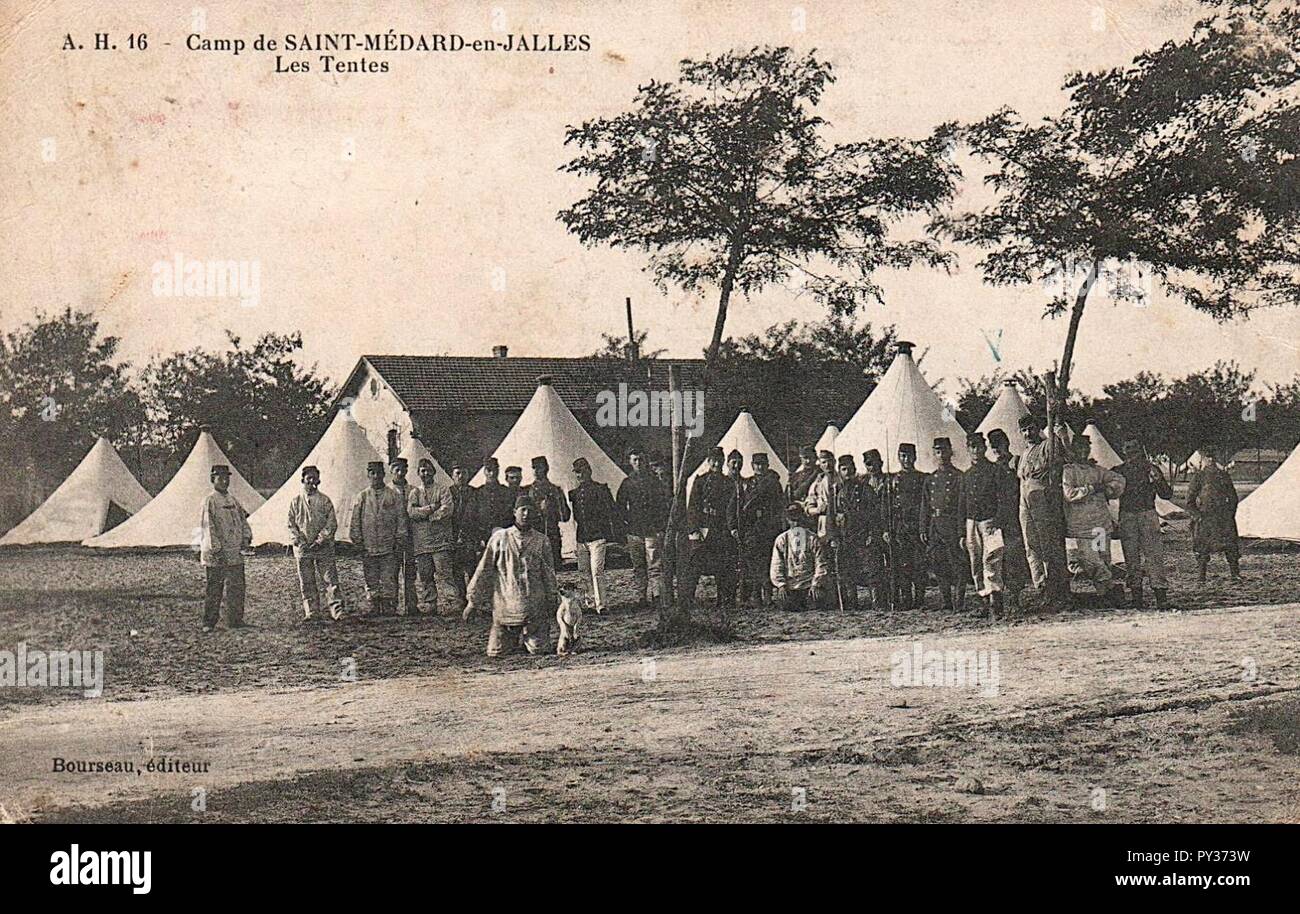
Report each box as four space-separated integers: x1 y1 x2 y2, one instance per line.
464 497 559 657
770 504 828 611
199 464 253 632
350 460 408 616
288 465 344 622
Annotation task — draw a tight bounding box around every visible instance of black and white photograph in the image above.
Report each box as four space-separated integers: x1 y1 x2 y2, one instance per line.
0 0 1297 882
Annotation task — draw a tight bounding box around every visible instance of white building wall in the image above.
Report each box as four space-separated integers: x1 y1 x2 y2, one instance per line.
341 361 415 459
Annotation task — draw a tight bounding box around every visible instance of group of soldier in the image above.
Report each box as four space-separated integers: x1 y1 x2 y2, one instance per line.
196 412 1245 644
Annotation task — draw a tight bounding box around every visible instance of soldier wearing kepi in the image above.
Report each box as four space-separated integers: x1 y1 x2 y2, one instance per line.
961 432 1006 617
568 456 619 614
525 455 570 568
350 460 408 616
449 462 480 600
734 451 785 607
920 437 968 611
858 449 891 611
787 445 819 503
616 448 667 609
887 443 928 610
987 428 1029 611
1115 436 1175 609
1017 414 1070 609
681 447 738 613
406 457 458 616
199 464 253 632
475 456 516 535
287 464 344 622
1186 444 1243 585
389 456 418 617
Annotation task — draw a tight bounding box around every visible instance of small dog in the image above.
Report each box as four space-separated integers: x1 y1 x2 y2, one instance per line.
556 587 588 656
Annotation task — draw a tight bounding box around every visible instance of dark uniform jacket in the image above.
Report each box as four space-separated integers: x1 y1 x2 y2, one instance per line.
450 483 479 548
569 479 619 544
1116 460 1173 514
735 471 786 540
688 471 734 534
889 469 927 534
616 471 668 538
787 464 819 504
524 479 570 543
475 479 517 532
920 464 965 535
961 460 1000 524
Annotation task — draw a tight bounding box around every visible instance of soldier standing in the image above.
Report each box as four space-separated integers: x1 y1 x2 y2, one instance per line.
962 432 1005 617
1116 436 1175 609
887 443 928 610
1186 445 1242 584
476 456 516 535
199 464 253 632
1017 415 1071 609
389 456 418 617
920 437 968 611
349 460 408 616
858 449 891 611
734 451 785 607
449 462 480 601
525 455 570 568
787 445 819 503
681 447 738 614
987 429 1029 611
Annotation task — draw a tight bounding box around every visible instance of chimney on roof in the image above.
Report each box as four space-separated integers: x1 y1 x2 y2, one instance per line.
492 345 509 359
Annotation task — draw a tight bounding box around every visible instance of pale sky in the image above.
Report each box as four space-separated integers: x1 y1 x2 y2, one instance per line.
2 0 1296 397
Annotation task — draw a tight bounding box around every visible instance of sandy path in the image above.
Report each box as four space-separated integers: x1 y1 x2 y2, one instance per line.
3 602 1297 816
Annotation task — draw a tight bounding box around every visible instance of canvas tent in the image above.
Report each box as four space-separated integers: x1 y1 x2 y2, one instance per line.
397 433 451 485
1237 443 1300 541
248 411 384 546
84 429 264 548
692 408 790 484
814 423 839 456
835 342 971 472
0 437 151 546
976 382 1033 459
471 377 625 559
1081 421 1186 518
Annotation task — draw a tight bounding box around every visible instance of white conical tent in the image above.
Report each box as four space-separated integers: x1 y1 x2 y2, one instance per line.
977 383 1033 459
84 430 263 548
1 437 151 545
692 409 790 485
1237 443 1300 541
470 379 625 559
248 411 384 546
835 344 970 472
814 423 839 455
397 434 450 485
1082 422 1186 518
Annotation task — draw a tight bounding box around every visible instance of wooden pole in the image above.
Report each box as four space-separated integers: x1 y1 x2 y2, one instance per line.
626 296 637 362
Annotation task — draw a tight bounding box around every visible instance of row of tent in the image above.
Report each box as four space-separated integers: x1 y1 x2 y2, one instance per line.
4 345 1298 548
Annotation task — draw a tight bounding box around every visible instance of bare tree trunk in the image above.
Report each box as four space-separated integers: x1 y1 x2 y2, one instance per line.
658 237 744 630
1056 261 1098 401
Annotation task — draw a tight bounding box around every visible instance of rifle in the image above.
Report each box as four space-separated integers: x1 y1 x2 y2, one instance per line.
733 473 744 612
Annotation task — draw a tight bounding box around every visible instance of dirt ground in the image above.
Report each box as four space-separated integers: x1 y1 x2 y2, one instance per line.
1 522 1297 823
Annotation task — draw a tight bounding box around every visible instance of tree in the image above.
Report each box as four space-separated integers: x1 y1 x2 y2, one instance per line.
142 331 334 487
1164 360 1258 459
558 46 958 624
0 308 144 491
953 367 1090 432
943 2 1299 403
589 329 666 361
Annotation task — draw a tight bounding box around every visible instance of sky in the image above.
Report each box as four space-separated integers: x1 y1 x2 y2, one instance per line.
2 0 1296 398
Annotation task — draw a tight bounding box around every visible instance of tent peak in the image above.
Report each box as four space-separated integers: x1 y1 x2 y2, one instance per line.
895 341 915 356
536 375 554 387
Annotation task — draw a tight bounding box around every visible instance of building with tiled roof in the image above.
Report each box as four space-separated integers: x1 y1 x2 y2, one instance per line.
334 346 870 475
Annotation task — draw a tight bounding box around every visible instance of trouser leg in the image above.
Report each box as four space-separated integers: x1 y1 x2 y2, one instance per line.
317 555 344 618
1120 512 1144 591
433 549 464 615
589 539 608 611
203 566 225 627
644 534 664 603
627 535 649 601
1139 512 1167 589
1020 490 1048 590
297 556 320 618
362 555 383 612
415 552 438 613
399 545 417 614
224 563 246 626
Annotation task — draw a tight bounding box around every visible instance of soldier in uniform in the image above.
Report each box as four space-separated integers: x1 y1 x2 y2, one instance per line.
475 456 517 535
886 443 928 610
858 449 891 611
836 453 874 610
920 436 967 611
1186 444 1242 585
787 445 819 503
525 455 571 568
1017 414 1071 609
987 429 1030 611
449 462 480 602
733 451 785 607
962 432 1005 616
681 447 739 614
803 449 856 610
388 456 418 617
